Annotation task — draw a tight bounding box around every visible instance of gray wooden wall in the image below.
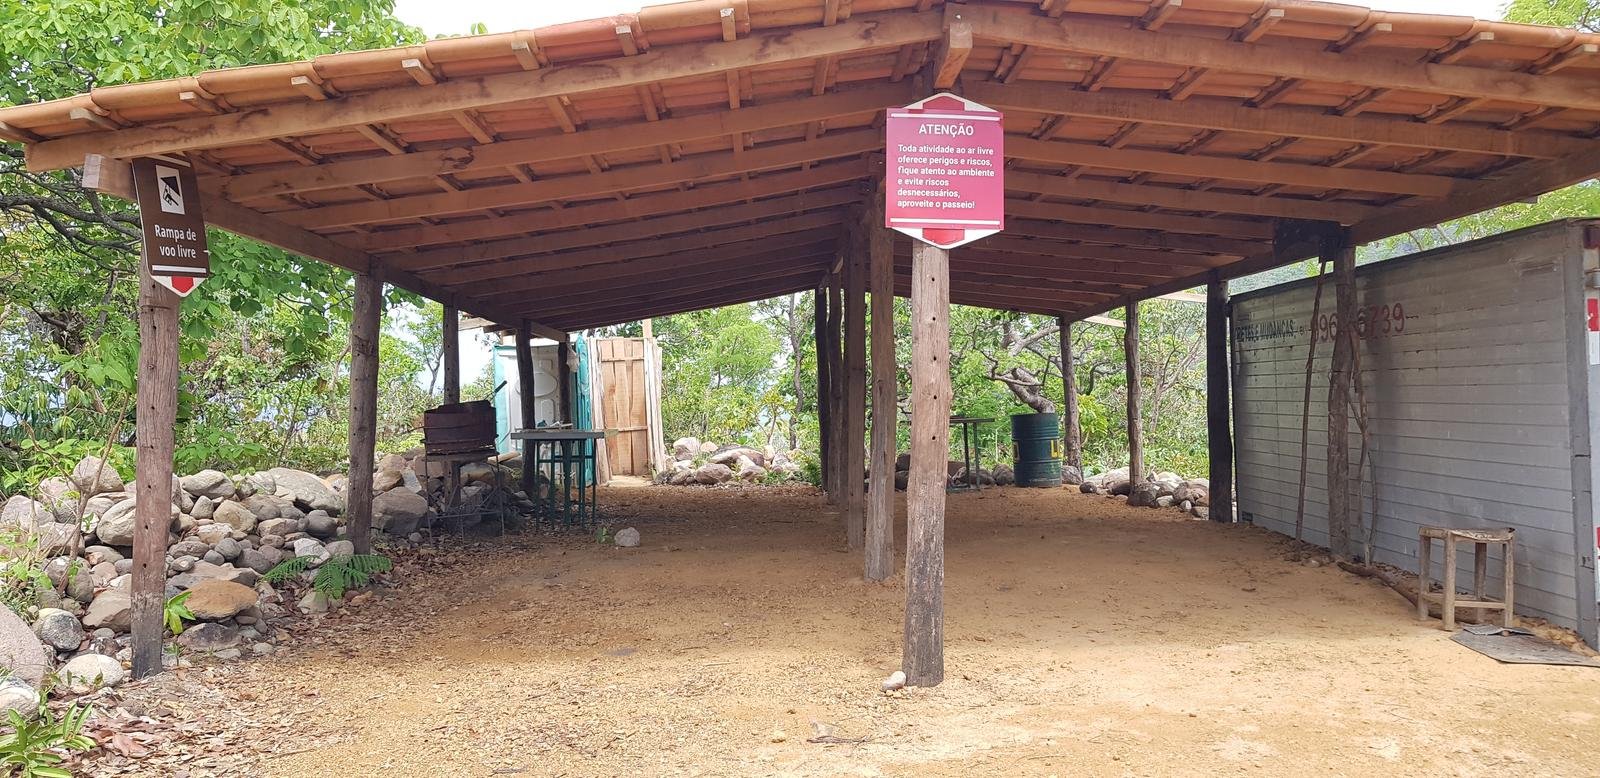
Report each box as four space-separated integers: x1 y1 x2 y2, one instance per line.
1231 222 1595 634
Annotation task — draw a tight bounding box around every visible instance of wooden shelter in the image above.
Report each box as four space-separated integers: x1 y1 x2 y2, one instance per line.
4 0 1598 683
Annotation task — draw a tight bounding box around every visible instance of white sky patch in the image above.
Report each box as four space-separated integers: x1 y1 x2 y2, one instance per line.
397 0 1511 36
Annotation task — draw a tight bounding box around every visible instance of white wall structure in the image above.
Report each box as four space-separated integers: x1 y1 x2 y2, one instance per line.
1231 220 1599 647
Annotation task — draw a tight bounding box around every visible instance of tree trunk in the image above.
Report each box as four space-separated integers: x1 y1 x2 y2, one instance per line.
1327 237 1357 558
844 227 868 550
866 198 896 581
1057 316 1082 474
814 288 831 492
131 267 177 680
1206 278 1234 522
346 272 381 555
1125 302 1144 481
442 305 460 405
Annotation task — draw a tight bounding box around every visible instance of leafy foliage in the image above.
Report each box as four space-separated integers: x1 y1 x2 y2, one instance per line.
262 553 392 600
0 699 95 778
163 592 194 636
0 530 55 619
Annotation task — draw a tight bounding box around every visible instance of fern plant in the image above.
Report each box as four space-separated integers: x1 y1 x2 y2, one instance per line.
0 698 95 778
163 591 194 636
262 553 392 600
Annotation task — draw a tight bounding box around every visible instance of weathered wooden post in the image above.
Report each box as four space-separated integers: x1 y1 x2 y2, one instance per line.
1056 315 1082 479
557 340 573 424
347 272 381 555
1206 277 1234 522
903 241 951 686
515 323 537 488
844 224 868 549
826 275 846 505
131 267 178 679
815 286 832 493
1326 235 1357 557
865 192 896 581
442 305 460 405
1125 301 1144 481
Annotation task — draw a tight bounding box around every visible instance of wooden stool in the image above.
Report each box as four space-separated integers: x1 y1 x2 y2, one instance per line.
1416 526 1515 631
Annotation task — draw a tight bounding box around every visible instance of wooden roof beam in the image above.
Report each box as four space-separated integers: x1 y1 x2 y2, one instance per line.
540 267 828 328
24 11 943 172
280 128 880 229
353 159 871 251
79 154 561 338
963 81 1592 160
1009 170 1379 223
520 242 838 301
1003 197 1273 239
1002 218 1259 256
960 5 1600 112
932 18 973 88
1007 136 1460 197
210 82 913 200
446 211 846 287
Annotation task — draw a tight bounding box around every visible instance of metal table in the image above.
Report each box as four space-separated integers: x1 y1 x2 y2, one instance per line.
510 428 606 529
949 416 995 492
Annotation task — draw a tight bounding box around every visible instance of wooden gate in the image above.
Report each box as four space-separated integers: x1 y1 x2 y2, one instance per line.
591 337 666 477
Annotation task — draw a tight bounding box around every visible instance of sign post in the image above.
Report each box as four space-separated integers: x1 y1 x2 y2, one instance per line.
886 93 1004 687
884 93 1005 249
132 157 210 297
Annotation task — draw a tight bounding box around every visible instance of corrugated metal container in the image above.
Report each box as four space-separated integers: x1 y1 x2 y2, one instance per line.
1231 220 1599 648
1010 412 1063 487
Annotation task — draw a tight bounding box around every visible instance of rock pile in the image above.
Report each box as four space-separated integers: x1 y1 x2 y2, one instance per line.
1079 468 1213 518
890 455 1015 490
0 452 457 711
655 438 805 486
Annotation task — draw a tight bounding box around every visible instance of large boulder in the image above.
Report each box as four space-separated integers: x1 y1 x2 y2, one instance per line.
184 579 258 621
93 498 141 546
992 464 1016 486
1127 481 1162 508
32 522 75 556
32 609 84 652
1061 465 1084 486
83 591 133 633
709 446 764 467
211 500 259 534
0 678 38 719
0 496 47 532
671 437 701 461
694 463 733 485
1174 479 1210 507
177 622 240 652
373 490 429 536
292 538 330 566
0 607 49 685
243 493 290 521
60 653 125 691
180 470 235 500
35 477 79 522
735 455 766 482
268 468 342 513
69 455 123 497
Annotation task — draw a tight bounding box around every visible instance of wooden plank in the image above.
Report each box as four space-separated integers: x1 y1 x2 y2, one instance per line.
81 154 561 336
544 264 830 329
826 274 846 507
1326 238 1356 558
903 240 950 687
212 83 918 200
356 160 870 251
1008 136 1459 197
865 187 895 582
1006 218 1260 257
965 80 1597 161
1126 301 1143 480
442 305 460 404
438 210 844 286
393 187 858 271
131 265 178 680
1005 197 1273 239
1058 316 1082 476
347 272 381 554
1008 169 1379 223
844 219 868 550
816 284 833 494
1206 276 1233 522
961 5 1600 113
284 129 880 228
932 20 973 89
956 237 1229 268
25 12 944 171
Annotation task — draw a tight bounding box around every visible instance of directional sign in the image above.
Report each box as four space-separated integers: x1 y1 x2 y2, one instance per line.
132 157 210 297
884 93 1005 249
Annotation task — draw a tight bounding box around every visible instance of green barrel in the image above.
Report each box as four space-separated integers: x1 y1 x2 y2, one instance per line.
1010 412 1063 487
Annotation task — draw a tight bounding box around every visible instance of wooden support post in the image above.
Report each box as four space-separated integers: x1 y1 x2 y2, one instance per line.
557 340 573 424
903 241 950 687
347 272 381 555
442 305 460 405
1124 301 1144 481
844 227 868 550
1056 315 1082 480
131 266 178 680
826 276 846 505
814 287 832 493
1326 234 1357 558
865 198 896 581
1206 277 1234 522
515 324 537 488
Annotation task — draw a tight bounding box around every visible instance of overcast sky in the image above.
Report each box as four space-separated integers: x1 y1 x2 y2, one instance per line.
395 0 1510 36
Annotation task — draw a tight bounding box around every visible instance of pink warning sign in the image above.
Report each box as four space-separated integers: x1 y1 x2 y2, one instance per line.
884 93 1005 250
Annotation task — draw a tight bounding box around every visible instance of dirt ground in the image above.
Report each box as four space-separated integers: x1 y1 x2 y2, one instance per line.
89 486 1600 777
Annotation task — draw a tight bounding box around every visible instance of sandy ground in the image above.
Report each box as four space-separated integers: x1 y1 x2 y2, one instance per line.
88 486 1600 777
